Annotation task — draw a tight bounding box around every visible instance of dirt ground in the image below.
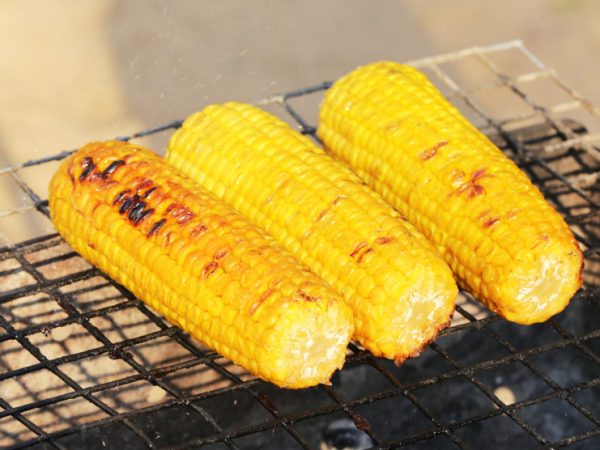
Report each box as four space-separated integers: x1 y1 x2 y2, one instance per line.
0 0 599 243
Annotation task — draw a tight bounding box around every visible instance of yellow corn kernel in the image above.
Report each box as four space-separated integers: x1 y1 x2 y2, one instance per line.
49 141 353 388
167 102 457 363
318 61 583 324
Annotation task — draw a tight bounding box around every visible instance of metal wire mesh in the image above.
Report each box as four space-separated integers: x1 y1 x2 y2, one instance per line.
0 40 599 450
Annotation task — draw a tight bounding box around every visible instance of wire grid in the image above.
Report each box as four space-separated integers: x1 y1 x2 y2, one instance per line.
0 40 599 450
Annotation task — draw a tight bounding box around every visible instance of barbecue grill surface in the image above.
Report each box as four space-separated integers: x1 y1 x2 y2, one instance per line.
0 41 599 450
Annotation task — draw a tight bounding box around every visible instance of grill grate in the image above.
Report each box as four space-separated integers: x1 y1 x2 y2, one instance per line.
1 40 599 450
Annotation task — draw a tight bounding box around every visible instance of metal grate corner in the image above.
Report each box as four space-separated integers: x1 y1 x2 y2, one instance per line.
0 40 599 450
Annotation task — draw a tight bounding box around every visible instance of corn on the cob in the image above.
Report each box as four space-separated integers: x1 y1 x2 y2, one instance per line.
167 102 457 363
318 62 583 324
49 141 353 388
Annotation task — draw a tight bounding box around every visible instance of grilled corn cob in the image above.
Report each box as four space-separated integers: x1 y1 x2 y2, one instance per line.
49 141 353 388
318 62 583 324
167 102 457 363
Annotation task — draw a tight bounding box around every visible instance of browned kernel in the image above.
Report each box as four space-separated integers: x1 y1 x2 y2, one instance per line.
113 189 131 205
147 219 167 237
136 179 153 191
467 184 485 199
419 140 448 160
135 209 154 225
332 195 346 205
215 249 228 260
472 168 488 180
375 236 394 245
357 248 373 263
315 208 329 222
142 186 158 198
101 160 125 178
119 198 134 214
350 241 369 258
202 261 219 278
79 157 95 181
249 288 274 314
128 201 147 222
177 211 195 224
483 217 500 228
296 289 319 302
190 224 208 238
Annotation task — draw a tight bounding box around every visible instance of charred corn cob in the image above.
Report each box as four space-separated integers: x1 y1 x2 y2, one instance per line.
167 102 457 363
318 62 583 324
49 141 353 388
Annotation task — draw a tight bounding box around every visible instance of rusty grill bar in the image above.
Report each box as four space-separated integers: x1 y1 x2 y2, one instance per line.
0 41 599 449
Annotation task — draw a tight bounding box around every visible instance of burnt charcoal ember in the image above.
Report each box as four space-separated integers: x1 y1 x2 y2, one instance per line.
321 419 373 450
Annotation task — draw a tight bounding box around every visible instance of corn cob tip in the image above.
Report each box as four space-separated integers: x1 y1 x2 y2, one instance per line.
489 238 583 324
362 261 457 362
393 307 454 366
263 297 353 388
